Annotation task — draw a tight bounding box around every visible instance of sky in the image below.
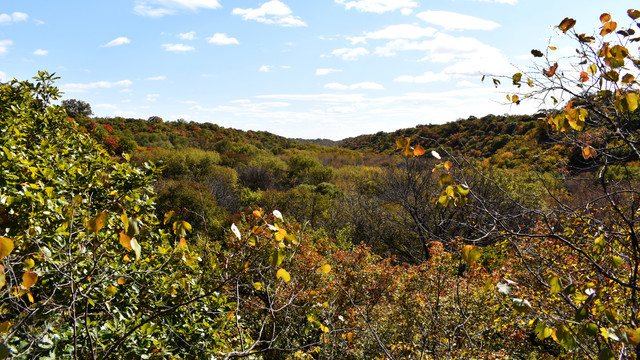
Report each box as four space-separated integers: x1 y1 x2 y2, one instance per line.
0 0 637 140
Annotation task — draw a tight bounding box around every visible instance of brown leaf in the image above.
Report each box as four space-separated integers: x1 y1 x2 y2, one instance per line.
543 63 558 77
558 18 576 33
628 9 640 20
582 145 597 159
600 13 611 24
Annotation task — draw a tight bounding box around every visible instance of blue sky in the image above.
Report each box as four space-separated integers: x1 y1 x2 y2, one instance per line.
0 0 637 140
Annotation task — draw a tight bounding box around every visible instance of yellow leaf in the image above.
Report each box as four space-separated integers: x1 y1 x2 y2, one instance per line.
511 95 520 103
27 292 34 303
163 210 175 225
0 321 10 334
548 46 557 51
123 254 130 262
252 209 263 218
22 271 38 289
119 232 132 250
627 328 640 346
395 137 409 150
276 268 291 282
23 258 34 269
588 64 598 75
319 264 331 274
121 209 129 232
0 265 5 290
105 285 118 297
253 282 263 291
0 237 14 261
462 245 481 264
87 211 108 233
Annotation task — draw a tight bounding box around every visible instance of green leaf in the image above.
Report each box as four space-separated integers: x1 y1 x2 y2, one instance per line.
512 73 522 85
598 349 615 360
555 325 576 350
0 343 10 359
610 256 623 268
549 276 562 294
575 307 589 321
270 249 285 267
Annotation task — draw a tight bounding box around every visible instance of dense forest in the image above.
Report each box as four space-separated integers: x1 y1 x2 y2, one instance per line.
1 10 640 360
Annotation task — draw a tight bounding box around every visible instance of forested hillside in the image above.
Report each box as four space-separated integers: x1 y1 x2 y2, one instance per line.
1 10 640 360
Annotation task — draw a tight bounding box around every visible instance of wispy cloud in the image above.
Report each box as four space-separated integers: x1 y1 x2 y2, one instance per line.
417 11 500 31
162 43 195 52
33 49 48 56
61 80 133 93
316 68 342 76
101 37 131 47
0 40 13 55
232 1 306 27
331 47 369 60
146 94 160 102
178 31 196 40
207 33 239 45
325 82 384 90
0 12 28 24
335 0 418 14
348 24 437 44
147 75 166 80
134 0 221 17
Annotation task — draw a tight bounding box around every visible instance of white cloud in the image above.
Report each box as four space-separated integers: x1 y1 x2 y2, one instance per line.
207 33 239 45
101 37 131 47
94 103 118 109
417 11 500 31
232 1 306 27
325 82 384 90
259 65 273 72
147 75 166 80
0 70 8 82
374 33 501 63
335 0 418 13
0 12 28 24
400 8 413 15
135 0 221 17
0 40 13 55
316 68 342 75
178 31 196 40
332 47 369 60
33 49 48 56
348 24 437 44
162 43 195 52
61 80 133 93
395 72 451 83
146 94 160 102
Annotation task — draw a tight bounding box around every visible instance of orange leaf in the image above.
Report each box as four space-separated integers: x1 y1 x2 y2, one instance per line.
600 13 611 24
252 210 262 218
600 21 617 37
87 211 108 233
413 145 426 157
543 63 558 77
444 161 453 171
22 271 38 289
178 237 187 248
117 277 126 285
582 145 597 159
119 232 132 250
579 71 589 82
558 18 576 33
